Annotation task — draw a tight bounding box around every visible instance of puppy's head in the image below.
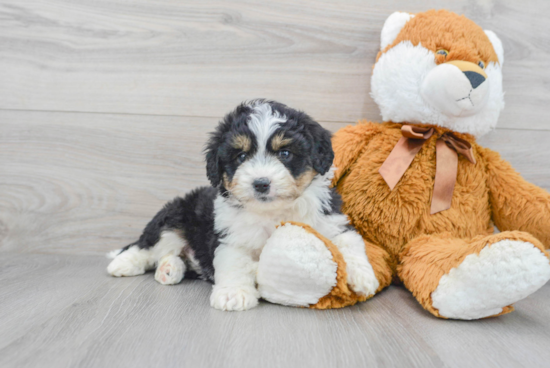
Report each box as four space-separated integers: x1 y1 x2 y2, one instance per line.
205 100 333 210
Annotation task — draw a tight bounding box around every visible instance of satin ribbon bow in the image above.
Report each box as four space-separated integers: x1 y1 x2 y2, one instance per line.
378 125 476 214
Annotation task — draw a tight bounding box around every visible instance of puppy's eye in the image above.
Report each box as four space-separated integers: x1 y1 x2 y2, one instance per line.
478 61 485 69
436 49 449 57
278 150 292 161
236 152 247 163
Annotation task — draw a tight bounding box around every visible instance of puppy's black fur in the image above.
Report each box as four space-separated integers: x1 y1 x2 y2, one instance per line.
116 100 342 282
119 186 219 281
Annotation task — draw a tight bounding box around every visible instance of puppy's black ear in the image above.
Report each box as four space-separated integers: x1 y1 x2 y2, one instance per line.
205 102 253 187
205 131 222 187
310 124 334 175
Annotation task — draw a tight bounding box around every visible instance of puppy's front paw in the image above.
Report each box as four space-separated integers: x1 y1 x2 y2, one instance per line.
346 263 379 297
210 285 260 311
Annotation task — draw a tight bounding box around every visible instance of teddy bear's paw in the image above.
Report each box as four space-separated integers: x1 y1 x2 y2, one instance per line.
210 285 260 311
346 263 379 297
154 254 185 285
257 223 339 307
432 239 550 320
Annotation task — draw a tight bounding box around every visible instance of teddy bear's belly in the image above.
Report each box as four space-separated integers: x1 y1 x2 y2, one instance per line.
337 139 493 262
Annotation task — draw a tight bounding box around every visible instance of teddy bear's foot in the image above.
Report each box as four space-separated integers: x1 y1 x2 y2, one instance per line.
431 239 550 320
257 222 379 309
154 254 185 285
257 223 339 307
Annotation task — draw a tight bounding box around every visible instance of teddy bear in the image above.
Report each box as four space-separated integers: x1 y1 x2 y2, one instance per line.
255 10 550 319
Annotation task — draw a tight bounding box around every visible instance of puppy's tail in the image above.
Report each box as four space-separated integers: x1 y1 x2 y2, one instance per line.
105 241 138 259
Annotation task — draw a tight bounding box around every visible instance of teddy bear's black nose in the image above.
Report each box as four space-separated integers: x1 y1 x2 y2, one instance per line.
464 71 486 89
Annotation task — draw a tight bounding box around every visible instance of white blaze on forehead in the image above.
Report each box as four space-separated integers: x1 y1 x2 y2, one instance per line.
247 102 287 154
228 101 295 209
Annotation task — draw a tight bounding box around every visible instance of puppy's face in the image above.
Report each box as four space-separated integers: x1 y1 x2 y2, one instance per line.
205 100 333 211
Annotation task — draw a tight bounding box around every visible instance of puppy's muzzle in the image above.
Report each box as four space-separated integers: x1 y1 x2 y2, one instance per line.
253 177 271 194
421 60 489 117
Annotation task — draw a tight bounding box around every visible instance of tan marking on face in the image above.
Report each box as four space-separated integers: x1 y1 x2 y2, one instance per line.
231 135 251 152
224 171 249 201
446 60 487 78
271 133 293 151
294 169 317 193
223 173 236 191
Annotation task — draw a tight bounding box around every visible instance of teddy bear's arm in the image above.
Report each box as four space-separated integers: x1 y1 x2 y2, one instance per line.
331 122 380 186
480 146 550 248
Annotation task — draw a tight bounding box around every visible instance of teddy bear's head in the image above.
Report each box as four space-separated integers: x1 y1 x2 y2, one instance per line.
371 10 504 137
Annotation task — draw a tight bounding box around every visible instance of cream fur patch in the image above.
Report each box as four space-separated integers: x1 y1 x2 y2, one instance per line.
431 239 550 320
484 30 504 64
257 223 338 307
380 12 414 51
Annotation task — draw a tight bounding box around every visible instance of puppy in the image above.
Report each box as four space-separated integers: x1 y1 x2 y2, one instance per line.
107 99 379 311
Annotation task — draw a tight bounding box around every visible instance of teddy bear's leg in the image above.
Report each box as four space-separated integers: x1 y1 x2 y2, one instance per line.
398 231 550 320
256 222 393 309
257 223 342 307
363 238 394 294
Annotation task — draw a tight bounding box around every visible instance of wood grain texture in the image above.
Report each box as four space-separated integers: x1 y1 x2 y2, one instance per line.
2 2 550 366
1 109 549 255
1 0 549 129
0 253 111 349
1 252 550 368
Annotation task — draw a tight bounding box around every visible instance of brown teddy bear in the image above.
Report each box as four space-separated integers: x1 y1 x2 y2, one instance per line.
256 10 550 319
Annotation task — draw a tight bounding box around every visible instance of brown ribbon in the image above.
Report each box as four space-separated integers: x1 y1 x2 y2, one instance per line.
378 125 476 215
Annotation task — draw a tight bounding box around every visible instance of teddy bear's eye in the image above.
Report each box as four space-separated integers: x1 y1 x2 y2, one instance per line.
436 49 449 57
478 61 485 69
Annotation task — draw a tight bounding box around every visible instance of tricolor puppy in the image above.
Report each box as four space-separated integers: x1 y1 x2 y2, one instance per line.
107 100 377 311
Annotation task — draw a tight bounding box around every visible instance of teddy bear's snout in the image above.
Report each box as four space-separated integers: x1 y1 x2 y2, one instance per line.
420 60 490 118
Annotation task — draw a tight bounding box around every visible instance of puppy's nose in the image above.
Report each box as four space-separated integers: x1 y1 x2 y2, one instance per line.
463 71 486 89
253 178 271 194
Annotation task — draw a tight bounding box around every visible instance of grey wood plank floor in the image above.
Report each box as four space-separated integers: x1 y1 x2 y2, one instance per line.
2 0 550 367
0 0 549 129
2 252 550 368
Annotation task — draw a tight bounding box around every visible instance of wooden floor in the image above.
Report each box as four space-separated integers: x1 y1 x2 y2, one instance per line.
1 1 550 367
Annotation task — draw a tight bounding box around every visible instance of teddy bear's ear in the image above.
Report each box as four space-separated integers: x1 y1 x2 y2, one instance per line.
484 30 504 65
380 12 415 51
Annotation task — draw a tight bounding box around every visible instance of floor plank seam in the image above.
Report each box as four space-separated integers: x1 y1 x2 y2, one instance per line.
1 107 548 132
